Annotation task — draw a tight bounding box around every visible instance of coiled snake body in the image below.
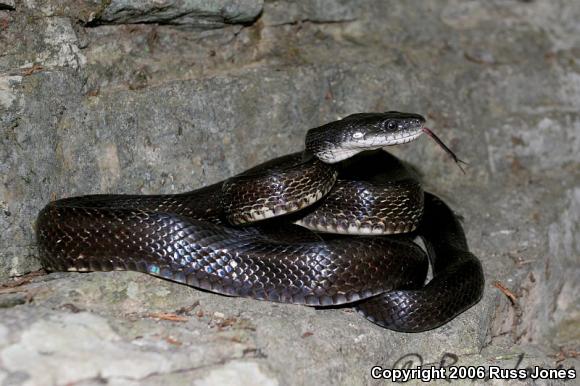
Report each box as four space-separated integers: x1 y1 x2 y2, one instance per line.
37 112 484 332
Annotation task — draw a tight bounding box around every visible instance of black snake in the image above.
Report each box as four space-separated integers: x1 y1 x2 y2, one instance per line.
36 112 484 332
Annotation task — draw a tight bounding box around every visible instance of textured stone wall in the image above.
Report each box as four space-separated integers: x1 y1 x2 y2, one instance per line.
0 1 579 385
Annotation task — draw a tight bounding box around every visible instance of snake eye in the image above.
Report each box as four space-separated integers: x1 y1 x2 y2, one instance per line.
386 121 397 130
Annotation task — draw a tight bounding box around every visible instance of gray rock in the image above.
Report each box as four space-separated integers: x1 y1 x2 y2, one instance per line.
98 0 264 27
262 0 359 26
0 0 579 384
0 270 489 385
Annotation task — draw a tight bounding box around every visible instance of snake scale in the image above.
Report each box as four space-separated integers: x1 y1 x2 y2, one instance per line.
37 112 484 332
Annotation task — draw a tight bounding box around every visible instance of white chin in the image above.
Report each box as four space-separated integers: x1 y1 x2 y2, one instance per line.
317 148 361 163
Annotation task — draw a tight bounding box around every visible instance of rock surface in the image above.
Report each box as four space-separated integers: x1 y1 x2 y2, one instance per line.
1 0 579 385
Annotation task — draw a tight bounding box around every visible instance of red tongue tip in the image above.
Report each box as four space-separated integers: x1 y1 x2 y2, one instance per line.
421 127 468 174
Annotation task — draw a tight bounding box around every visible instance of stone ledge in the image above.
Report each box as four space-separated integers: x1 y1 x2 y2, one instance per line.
93 0 264 28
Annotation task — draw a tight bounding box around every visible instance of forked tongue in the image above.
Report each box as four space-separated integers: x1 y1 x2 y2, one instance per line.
422 127 468 174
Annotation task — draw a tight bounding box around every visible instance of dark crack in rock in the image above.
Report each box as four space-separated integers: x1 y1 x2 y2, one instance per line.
0 1 14 11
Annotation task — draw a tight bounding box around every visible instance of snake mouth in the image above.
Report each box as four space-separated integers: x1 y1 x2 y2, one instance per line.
349 128 424 152
382 129 423 146
316 128 424 164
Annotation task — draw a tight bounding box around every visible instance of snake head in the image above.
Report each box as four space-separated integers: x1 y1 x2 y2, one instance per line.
306 111 426 163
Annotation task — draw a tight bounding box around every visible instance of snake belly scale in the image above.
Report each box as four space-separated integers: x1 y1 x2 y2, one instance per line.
37 111 484 332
